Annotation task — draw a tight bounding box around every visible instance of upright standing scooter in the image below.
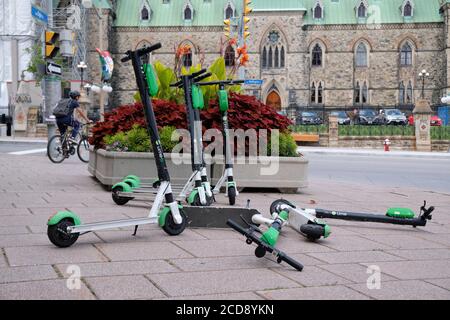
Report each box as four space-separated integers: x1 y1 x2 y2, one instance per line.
193 80 244 205
110 70 213 207
170 70 215 206
46 44 188 248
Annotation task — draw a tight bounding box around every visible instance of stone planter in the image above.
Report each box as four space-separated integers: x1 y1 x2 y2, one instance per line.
89 149 309 193
212 156 309 193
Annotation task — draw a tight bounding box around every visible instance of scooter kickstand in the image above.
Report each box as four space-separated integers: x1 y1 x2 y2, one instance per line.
132 225 139 237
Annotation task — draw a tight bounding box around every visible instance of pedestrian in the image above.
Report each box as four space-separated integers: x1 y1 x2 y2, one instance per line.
55 91 92 145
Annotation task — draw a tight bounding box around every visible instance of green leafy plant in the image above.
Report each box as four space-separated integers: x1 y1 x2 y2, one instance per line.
104 125 180 153
267 132 299 157
25 42 64 86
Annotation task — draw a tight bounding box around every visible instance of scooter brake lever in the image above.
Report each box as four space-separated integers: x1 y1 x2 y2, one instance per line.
240 215 263 234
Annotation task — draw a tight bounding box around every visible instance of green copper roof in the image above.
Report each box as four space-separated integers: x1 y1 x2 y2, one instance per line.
114 0 444 27
252 0 306 12
303 0 443 25
114 0 243 27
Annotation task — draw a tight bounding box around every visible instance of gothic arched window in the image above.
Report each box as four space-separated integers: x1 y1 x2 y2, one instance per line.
406 81 413 104
403 1 413 17
400 43 413 66
314 4 323 19
312 44 322 66
280 47 285 68
275 47 279 68
141 7 149 20
358 3 366 18
356 43 368 67
225 5 234 19
268 47 273 68
311 82 316 103
224 45 235 67
262 47 267 68
399 82 405 104
317 82 323 104
355 82 361 104
184 7 192 20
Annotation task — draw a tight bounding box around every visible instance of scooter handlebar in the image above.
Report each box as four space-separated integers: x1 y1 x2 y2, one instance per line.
121 43 162 63
277 252 304 271
193 72 213 83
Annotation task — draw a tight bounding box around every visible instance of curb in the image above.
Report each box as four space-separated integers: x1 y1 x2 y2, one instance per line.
0 139 47 145
298 148 450 159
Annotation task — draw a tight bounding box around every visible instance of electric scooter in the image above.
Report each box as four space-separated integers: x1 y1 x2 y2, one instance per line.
269 199 435 229
47 44 188 248
193 80 245 205
110 70 214 206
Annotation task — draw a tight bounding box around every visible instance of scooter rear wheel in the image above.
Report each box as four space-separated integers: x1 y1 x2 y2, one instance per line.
163 209 188 236
300 224 325 241
47 218 79 248
112 186 134 206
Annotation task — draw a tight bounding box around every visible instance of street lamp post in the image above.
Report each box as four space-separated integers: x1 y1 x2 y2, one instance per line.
77 61 88 90
418 69 430 100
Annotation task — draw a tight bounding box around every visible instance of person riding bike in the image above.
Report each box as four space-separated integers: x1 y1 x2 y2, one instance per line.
55 91 92 145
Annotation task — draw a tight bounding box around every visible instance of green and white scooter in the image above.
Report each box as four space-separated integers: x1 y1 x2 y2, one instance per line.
193 79 245 205
269 199 435 229
47 44 188 248
252 199 331 241
111 70 214 207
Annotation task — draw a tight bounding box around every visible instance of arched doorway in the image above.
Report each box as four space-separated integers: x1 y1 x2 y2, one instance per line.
266 91 282 111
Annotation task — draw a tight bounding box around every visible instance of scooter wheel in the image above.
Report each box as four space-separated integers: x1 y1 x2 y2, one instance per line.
112 186 133 206
47 218 79 248
255 246 266 258
190 194 213 207
162 209 188 236
228 187 236 206
300 224 325 241
270 199 296 215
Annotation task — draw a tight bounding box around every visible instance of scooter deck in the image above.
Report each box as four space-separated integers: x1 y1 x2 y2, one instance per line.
184 207 259 229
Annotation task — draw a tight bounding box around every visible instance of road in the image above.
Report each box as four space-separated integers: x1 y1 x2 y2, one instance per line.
305 152 450 193
0 142 46 155
1 141 449 192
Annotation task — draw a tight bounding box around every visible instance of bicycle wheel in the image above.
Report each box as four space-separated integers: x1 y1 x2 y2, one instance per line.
77 138 90 163
47 135 66 164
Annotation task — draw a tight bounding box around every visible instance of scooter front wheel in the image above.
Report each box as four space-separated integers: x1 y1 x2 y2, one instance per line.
47 218 79 248
228 187 236 206
270 199 296 215
190 193 213 207
163 209 188 236
300 224 325 241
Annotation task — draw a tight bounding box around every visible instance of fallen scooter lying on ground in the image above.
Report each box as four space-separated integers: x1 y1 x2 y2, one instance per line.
227 210 304 271
269 199 434 229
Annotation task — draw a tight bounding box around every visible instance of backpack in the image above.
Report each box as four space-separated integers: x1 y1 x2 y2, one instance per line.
53 99 72 117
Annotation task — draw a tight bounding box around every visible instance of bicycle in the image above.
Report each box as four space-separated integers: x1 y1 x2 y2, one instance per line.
47 123 91 164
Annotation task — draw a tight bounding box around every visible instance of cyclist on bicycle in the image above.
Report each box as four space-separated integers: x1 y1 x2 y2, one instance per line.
55 91 92 144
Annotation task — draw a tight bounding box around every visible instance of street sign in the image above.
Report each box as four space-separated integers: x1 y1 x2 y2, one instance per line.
46 62 62 76
31 5 48 25
244 79 263 85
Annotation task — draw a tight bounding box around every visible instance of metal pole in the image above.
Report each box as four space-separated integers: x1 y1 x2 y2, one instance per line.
10 39 19 138
98 7 105 121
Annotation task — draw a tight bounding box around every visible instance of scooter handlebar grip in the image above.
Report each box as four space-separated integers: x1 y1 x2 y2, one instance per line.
121 51 132 63
170 80 182 88
278 252 304 271
137 43 162 56
189 69 208 79
193 73 212 83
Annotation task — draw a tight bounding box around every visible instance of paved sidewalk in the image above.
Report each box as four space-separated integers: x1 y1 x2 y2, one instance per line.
0 137 48 144
0 154 449 300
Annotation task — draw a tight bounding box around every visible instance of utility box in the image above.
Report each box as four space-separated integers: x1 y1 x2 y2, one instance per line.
438 106 449 126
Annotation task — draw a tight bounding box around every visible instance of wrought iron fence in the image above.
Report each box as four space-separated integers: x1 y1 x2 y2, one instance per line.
431 126 450 140
339 125 416 137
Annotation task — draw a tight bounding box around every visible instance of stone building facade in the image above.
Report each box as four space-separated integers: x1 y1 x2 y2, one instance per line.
86 0 450 114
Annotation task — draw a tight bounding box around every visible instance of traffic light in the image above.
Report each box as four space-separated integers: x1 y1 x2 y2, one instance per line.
243 0 252 39
45 30 60 59
224 19 231 38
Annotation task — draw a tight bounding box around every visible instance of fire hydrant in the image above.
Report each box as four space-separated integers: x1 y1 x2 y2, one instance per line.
384 138 391 152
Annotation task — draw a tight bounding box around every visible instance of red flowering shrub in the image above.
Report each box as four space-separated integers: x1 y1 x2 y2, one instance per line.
90 93 292 150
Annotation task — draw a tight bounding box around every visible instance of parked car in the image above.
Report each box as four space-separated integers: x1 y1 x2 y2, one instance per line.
383 109 408 125
330 111 350 125
359 109 385 125
409 115 443 127
296 112 323 125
